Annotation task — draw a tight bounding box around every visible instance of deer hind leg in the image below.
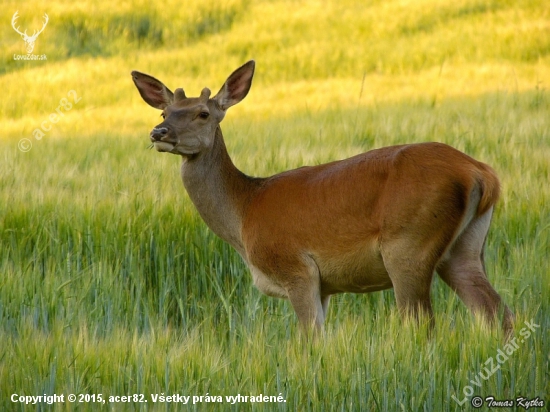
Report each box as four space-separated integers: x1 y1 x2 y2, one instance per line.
321 295 331 320
381 241 436 328
437 208 514 337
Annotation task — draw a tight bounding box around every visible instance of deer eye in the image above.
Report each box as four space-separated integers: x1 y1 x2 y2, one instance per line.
199 111 209 119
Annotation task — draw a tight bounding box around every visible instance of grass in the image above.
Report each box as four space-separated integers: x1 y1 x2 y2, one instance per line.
1 0 549 410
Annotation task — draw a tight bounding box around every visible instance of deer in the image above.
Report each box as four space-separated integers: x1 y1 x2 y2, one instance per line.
11 11 49 54
131 61 513 338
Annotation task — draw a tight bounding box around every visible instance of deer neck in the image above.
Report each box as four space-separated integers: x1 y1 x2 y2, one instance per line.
180 126 261 257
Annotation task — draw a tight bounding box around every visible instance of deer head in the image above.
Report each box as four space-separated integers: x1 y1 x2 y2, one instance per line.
131 61 255 156
12 11 49 54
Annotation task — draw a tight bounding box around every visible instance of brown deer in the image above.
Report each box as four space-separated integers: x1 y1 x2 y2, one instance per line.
131 61 513 336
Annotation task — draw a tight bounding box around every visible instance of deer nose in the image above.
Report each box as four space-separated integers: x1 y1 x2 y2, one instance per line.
150 127 168 141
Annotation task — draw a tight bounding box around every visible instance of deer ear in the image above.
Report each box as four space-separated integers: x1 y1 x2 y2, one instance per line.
131 71 174 109
214 60 255 111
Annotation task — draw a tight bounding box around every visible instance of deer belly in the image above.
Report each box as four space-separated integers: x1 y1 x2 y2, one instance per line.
244 236 392 296
315 245 392 294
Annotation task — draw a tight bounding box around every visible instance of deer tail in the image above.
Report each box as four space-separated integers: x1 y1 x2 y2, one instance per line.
476 163 500 217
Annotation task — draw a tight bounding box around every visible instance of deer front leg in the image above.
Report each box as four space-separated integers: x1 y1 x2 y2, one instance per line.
247 246 326 335
288 285 325 333
284 258 326 334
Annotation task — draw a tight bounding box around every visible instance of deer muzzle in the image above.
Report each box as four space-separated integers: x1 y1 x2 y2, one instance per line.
150 127 169 142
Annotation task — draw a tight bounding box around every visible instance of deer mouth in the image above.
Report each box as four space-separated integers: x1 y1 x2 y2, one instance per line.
153 141 176 153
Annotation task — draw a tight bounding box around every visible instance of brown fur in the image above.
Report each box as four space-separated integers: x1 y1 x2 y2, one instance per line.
131 61 513 337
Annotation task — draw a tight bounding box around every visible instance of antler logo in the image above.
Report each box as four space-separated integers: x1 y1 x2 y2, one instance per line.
12 11 49 54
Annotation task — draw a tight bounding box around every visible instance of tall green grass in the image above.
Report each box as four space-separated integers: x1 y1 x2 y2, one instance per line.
1 95 548 410
1 0 249 73
1 0 549 410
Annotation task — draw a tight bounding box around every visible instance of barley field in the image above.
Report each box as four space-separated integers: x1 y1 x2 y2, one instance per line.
0 0 549 410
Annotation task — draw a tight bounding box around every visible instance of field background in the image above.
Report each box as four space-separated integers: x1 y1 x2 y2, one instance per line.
1 0 549 410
